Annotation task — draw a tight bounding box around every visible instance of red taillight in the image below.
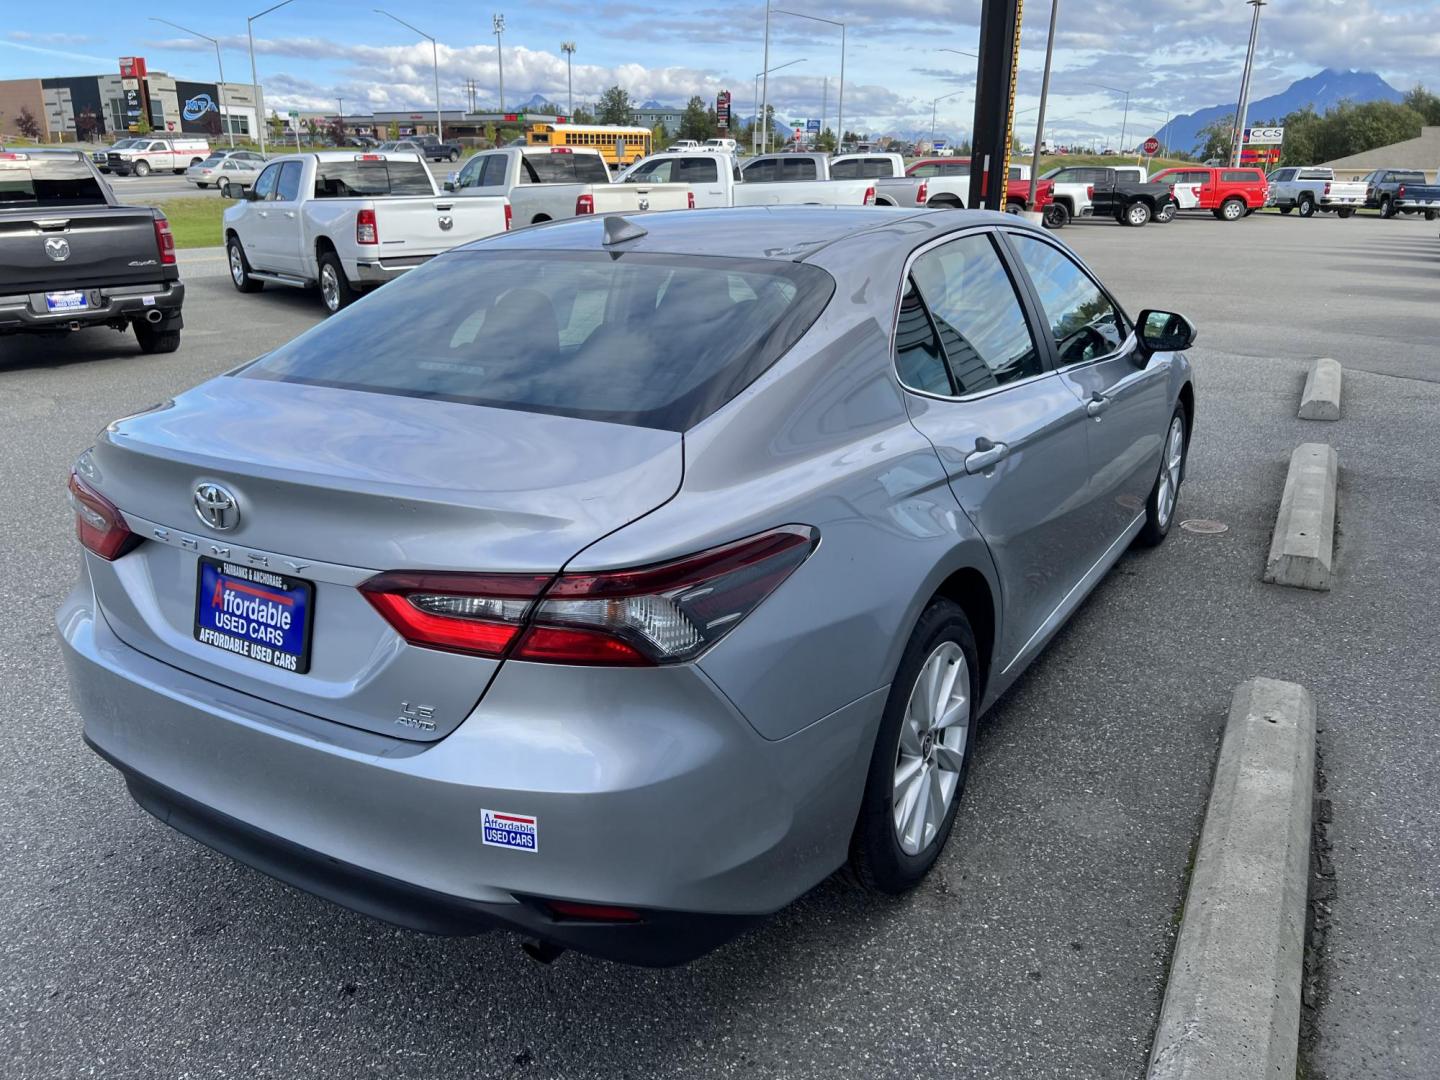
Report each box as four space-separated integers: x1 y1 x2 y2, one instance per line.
153 216 176 265
356 154 383 161
687 190 695 209
504 203 513 231
1397 184 1406 198
550 146 573 154
356 208 378 244
545 900 642 922
916 181 928 205
360 524 818 666
1087 184 1095 200
68 470 139 561
863 185 876 206
1323 182 1332 196
575 193 594 215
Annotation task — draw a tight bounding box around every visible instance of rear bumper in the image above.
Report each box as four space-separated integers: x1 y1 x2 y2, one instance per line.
58 579 881 965
0 279 183 333
350 255 433 285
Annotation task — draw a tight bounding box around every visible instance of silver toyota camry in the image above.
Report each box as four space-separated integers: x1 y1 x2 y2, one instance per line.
58 206 1196 966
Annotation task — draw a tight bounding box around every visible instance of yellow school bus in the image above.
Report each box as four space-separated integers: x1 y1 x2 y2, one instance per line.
526 123 653 166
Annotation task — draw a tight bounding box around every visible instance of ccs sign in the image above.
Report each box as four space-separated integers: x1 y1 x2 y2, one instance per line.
1244 126 1284 145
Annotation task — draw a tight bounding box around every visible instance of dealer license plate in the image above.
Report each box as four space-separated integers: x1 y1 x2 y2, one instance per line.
45 291 88 312
194 558 314 674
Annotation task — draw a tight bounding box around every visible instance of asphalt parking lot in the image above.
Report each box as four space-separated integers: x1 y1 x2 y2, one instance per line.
103 172 214 201
1 212 1436 1079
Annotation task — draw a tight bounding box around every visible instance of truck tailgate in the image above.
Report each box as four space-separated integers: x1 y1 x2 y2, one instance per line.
372 195 509 253
0 205 164 294
589 182 692 213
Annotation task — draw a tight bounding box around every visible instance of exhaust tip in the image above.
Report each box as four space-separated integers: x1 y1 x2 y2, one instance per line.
520 939 567 965
145 309 164 324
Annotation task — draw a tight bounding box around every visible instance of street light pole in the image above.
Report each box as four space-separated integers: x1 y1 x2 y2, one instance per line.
929 89 966 149
1027 0 1059 211
493 14 506 111
149 17 234 148
1089 82 1131 152
561 41 576 116
247 0 297 156
760 0 772 155
1231 0 1266 167
752 58 806 155
774 10 845 149
375 9 443 141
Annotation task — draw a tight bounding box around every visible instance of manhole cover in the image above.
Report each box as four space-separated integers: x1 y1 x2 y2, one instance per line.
1180 519 1229 535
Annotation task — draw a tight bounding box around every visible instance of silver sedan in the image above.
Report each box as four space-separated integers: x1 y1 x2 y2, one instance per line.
58 206 1196 966
186 149 266 195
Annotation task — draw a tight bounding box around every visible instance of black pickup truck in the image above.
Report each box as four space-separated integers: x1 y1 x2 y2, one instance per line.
0 149 183 353
1041 165 1180 227
379 135 463 163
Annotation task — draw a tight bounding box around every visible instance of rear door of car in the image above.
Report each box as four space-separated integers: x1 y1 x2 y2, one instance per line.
894 226 1097 668
1003 228 1171 551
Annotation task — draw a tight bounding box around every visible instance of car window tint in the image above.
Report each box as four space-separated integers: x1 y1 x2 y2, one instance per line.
0 155 107 207
313 160 432 197
480 154 508 187
1221 170 1256 183
1010 235 1129 366
626 158 670 182
242 251 835 432
275 161 303 201
252 162 281 200
911 163 938 177
676 157 718 183
574 155 610 183
744 159 778 182
830 159 859 178
894 277 951 394
909 233 1041 394
782 157 818 181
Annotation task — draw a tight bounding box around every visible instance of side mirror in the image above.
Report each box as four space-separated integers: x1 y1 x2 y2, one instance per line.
443 178 457 192
1137 309 1197 357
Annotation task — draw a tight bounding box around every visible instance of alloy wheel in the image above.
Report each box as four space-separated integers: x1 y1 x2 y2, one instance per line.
1223 200 1243 220
229 246 245 287
320 265 341 312
892 641 970 856
1156 416 1185 527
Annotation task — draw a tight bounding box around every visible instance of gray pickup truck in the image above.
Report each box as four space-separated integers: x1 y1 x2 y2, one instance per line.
0 149 184 352
1362 168 1440 220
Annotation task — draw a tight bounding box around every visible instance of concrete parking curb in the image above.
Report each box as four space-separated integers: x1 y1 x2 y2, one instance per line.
1147 678 1316 1080
1263 443 1338 591
1298 358 1342 420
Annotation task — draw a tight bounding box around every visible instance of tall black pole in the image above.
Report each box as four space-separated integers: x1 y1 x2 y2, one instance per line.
969 0 1024 212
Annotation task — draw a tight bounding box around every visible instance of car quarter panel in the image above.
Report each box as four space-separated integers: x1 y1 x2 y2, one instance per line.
561 218 1004 742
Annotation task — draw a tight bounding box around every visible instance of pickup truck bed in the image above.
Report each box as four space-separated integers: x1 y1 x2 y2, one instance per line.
0 150 184 353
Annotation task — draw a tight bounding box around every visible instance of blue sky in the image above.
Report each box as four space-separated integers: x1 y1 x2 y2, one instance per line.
2 1 1434 143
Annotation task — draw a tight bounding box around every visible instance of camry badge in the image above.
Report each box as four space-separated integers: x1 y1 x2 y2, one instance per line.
193 482 240 532
44 237 70 262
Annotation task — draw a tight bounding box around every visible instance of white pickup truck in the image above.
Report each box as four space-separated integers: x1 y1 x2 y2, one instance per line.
1267 166 1366 218
105 136 211 177
223 152 510 314
447 146 692 226
616 152 877 208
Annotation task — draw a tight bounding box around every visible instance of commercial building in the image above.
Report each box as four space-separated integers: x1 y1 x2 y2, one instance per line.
0 57 264 141
1321 126 1440 181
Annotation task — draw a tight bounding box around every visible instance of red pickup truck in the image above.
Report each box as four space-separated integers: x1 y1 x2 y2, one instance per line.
905 158 1055 214
1149 166 1269 221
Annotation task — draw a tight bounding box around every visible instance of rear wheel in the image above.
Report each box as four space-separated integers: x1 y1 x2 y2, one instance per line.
318 250 359 314
1136 409 1188 547
448 150 459 162
1005 200 1024 215
133 320 181 354
1378 197 1395 219
1278 205 1293 214
1218 197 1245 221
848 599 978 893
196 182 209 189
1122 201 1151 227
1336 208 1355 219
1427 210 1438 222
1042 202 1071 229
226 237 264 294
1297 196 1316 218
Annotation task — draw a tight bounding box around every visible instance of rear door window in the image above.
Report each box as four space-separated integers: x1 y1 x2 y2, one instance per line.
675 157 719 183
904 233 1042 395
241 251 835 432
782 157 818 181
744 158 779 182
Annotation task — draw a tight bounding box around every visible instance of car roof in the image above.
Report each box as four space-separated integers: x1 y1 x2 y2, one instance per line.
461 205 1013 261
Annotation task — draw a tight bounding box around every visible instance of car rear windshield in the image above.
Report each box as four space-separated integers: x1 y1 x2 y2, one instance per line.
0 156 107 207
521 153 611 184
240 250 835 431
313 159 433 197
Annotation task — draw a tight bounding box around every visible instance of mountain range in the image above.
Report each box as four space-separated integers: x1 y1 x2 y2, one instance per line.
1150 68 1403 153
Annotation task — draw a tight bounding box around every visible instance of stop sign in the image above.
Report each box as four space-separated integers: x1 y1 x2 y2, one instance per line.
1143 136 1161 155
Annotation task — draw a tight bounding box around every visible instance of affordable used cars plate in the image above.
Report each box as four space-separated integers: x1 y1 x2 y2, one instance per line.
194 558 314 674
45 291 89 312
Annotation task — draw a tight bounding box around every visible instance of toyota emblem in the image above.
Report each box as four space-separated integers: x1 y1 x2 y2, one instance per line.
193 482 240 531
44 237 70 262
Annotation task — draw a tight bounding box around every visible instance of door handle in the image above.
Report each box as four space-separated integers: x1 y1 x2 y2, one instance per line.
258 210 268 217
1086 392 1112 418
284 211 296 218
964 437 1010 475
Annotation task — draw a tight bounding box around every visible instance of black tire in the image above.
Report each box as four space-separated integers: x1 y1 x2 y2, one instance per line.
1042 202 1071 229
134 160 151 178
1297 196 1316 218
1426 210 1437 222
1122 200 1151 227
1278 205 1293 214
848 598 979 894
226 237 264 294
1004 200 1024 215
1378 197 1395 219
448 150 459 162
1136 406 1188 547
1336 208 1354 219
196 182 209 189
317 249 359 314
1155 201 1177 223
1218 197 1245 221
219 180 235 199
133 320 181 354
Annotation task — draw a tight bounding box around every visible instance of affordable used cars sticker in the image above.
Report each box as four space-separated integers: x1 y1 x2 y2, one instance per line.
482 809 539 853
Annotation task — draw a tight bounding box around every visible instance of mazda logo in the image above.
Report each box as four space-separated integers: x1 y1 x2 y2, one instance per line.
44 237 70 262
193 483 240 532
